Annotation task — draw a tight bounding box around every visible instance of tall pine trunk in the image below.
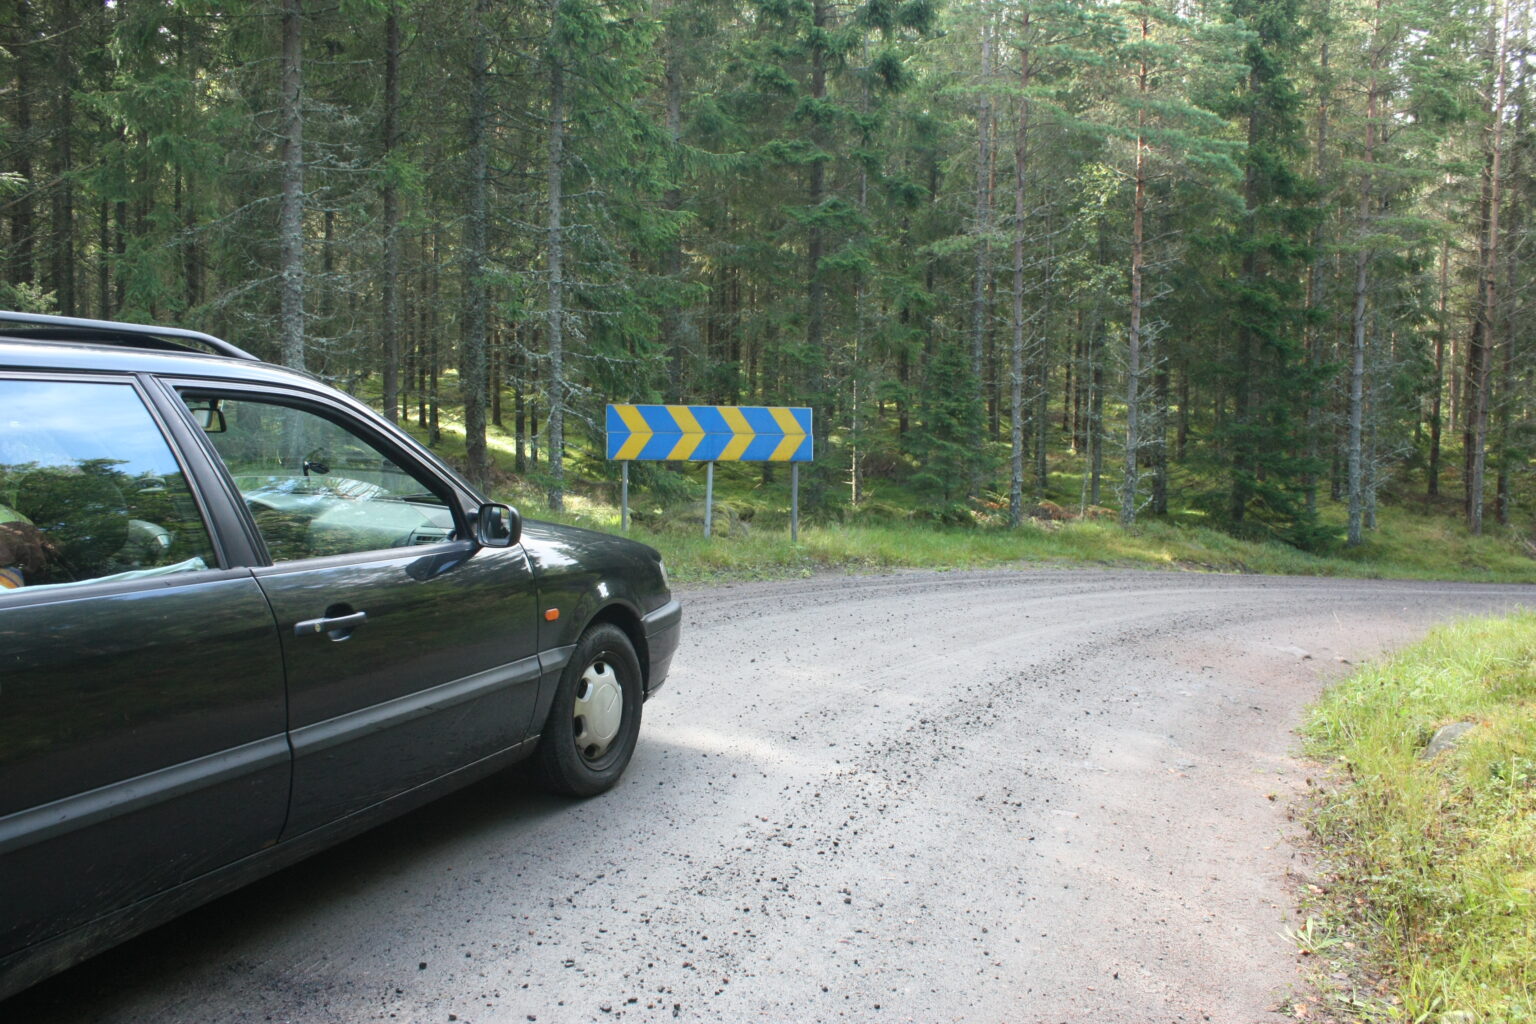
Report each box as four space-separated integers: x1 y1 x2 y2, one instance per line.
972 18 993 503
1121 14 1149 528
1346 250 1368 546
49 0 74 314
381 6 402 424
279 0 306 370
1464 0 1510 535
545 0 568 511
1428 238 1448 498
801 0 830 509
1034 203 1052 493
1304 6 1331 516
1347 23 1379 548
1008 17 1032 527
663 5 686 402
462 0 491 490
8 1 36 292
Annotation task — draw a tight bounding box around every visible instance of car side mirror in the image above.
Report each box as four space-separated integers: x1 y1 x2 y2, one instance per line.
476 502 520 547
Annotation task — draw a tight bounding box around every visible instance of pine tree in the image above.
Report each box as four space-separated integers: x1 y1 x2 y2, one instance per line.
907 337 989 503
1213 0 1330 547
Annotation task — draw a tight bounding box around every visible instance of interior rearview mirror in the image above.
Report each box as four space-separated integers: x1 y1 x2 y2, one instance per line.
186 400 226 433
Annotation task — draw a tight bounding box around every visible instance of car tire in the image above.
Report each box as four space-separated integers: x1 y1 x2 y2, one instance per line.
534 623 643 797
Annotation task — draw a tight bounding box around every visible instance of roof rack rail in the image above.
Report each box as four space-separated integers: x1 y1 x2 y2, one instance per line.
0 311 260 362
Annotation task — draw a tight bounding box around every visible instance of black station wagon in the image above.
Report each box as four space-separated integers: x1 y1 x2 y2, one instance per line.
0 311 680 999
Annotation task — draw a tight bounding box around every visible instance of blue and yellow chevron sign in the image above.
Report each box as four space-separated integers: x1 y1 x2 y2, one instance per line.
606 404 813 462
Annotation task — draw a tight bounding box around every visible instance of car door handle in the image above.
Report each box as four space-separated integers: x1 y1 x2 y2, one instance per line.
294 611 368 637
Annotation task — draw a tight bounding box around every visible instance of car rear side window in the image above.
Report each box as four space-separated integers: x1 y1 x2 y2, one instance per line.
180 393 458 562
0 379 216 591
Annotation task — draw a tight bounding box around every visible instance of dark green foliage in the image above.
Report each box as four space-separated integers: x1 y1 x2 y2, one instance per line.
0 0 1525 548
1202 0 1333 549
906 340 989 503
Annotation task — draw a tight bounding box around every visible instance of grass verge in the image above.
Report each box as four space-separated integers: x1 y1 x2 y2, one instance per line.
394 410 1536 585
499 489 1536 585
1298 614 1536 1022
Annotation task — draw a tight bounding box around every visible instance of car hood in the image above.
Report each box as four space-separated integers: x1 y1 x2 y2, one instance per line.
518 519 663 585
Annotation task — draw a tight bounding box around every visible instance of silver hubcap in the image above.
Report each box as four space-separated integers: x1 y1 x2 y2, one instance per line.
573 659 623 761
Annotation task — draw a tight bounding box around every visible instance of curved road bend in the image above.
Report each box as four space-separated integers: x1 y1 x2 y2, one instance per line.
9 570 1531 1024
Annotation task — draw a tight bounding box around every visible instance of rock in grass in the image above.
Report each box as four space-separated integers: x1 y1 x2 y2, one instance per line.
1421 721 1477 760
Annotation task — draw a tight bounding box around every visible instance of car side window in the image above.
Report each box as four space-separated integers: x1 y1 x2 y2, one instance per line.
181 392 458 562
0 379 216 592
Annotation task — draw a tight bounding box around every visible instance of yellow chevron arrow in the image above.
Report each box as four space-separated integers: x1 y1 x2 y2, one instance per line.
614 404 651 461
664 405 705 460
719 406 754 461
768 406 805 461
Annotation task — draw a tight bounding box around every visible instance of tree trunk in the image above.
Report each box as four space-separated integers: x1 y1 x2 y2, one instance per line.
401 282 414 420
1464 0 1511 535
1176 367 1189 461
1346 249 1368 546
1347 33 1378 548
973 16 994 503
1495 98 1523 526
1033 201 1052 493
462 0 492 491
1008 21 1031 527
279 0 306 370
1062 339 1073 435
49 0 75 314
1090 329 1104 506
428 232 442 444
381 5 402 423
1122 15 1148 528
545 0 568 511
663 5 686 402
514 342 528 474
491 327 503 428
1152 360 1168 516
9 1 36 291
851 38 873 506
96 198 109 316
1495 315 1514 524
1228 58 1266 527
1428 238 1448 497
801 0 830 508
1303 5 1331 516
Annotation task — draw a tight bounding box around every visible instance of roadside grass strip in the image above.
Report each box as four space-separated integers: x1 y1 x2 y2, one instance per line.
578 517 1536 586
1301 614 1536 1022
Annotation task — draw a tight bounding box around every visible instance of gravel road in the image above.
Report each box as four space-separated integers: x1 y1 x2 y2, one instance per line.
9 570 1531 1024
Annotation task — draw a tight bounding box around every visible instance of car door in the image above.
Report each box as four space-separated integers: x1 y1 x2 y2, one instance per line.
175 385 541 838
0 374 287 958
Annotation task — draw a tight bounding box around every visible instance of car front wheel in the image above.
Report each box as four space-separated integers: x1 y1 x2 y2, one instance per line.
534 623 643 797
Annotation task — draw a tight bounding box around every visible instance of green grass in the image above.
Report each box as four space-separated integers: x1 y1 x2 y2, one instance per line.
486 491 1536 586
1300 615 1536 1022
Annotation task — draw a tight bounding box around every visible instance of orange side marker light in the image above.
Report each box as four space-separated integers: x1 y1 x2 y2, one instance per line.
544 608 560 621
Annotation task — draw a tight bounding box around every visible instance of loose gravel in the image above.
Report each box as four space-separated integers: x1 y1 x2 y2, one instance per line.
9 570 1530 1024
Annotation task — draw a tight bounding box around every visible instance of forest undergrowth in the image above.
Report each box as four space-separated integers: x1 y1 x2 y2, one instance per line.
397 404 1536 586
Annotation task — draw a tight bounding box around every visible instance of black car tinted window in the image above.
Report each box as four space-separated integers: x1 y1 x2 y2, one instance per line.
0 379 216 590
181 393 457 561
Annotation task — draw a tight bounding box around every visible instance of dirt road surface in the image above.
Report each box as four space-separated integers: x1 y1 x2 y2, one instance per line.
8 570 1530 1024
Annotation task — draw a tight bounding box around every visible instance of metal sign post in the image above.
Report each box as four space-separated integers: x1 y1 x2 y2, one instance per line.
791 464 799 543
606 404 814 540
621 461 629 532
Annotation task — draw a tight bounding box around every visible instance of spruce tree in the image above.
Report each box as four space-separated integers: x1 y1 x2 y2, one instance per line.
1213 0 1330 547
